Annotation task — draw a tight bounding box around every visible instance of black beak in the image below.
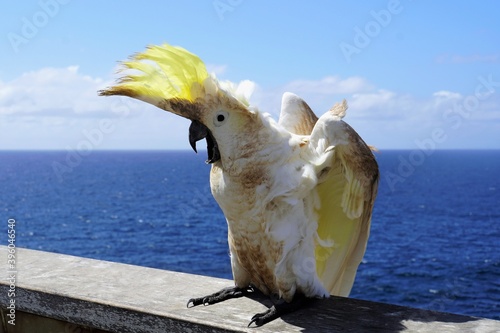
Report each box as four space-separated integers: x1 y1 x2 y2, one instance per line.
189 120 221 164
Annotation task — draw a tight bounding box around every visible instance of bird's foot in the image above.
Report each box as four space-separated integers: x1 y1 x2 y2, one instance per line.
187 286 254 308
248 293 308 327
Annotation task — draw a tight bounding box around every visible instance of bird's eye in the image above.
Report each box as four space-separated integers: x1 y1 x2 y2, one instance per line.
214 111 229 127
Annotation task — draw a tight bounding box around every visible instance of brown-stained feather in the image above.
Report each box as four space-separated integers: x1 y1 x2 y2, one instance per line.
294 100 319 135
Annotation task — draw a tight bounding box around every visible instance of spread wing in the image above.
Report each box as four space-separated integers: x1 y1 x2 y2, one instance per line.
309 100 379 297
278 92 318 135
278 95 379 297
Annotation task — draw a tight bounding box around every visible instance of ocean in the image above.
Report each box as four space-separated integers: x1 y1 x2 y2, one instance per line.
1 150 499 320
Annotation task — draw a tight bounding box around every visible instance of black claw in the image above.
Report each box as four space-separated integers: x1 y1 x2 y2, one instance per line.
186 297 204 308
248 306 278 327
248 293 310 327
187 286 254 309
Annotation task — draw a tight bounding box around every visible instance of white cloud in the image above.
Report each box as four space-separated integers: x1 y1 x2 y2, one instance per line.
0 66 190 150
283 75 373 95
250 76 500 149
1 67 499 150
0 66 140 117
247 76 374 118
350 89 397 112
433 90 462 99
206 64 227 76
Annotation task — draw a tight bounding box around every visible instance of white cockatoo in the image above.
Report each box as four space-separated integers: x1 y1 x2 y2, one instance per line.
100 44 379 326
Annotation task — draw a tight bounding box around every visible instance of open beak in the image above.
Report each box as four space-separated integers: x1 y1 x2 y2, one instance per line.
189 120 221 164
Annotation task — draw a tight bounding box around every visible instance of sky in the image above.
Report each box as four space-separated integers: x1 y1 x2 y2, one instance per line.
1 0 499 150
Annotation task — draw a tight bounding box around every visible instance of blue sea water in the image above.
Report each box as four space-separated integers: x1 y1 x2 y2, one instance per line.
1 150 499 320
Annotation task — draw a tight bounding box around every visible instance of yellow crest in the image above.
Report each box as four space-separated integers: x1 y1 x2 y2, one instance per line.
100 44 211 102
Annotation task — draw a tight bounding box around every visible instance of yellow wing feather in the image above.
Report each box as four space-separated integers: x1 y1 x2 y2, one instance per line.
315 156 362 296
312 105 379 297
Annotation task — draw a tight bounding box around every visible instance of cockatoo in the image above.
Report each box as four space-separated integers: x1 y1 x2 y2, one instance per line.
100 43 379 326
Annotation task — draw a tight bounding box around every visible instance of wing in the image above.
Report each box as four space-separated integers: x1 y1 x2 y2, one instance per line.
310 100 379 297
278 92 318 135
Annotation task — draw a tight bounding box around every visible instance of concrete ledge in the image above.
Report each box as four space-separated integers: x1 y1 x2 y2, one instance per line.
0 246 498 332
